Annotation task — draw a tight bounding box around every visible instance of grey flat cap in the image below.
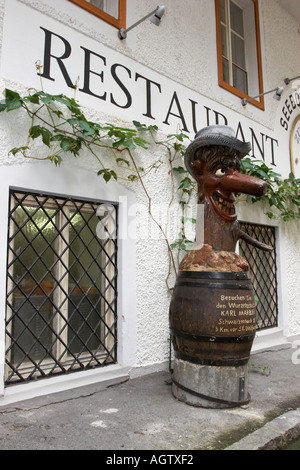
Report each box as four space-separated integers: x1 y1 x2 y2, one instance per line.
184 125 251 175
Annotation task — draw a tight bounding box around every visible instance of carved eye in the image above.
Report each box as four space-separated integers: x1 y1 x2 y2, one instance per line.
215 168 226 176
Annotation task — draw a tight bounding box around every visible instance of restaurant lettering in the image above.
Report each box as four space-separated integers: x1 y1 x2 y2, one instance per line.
280 93 300 131
38 27 279 166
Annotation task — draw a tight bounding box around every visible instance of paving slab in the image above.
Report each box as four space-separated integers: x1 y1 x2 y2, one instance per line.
0 347 300 451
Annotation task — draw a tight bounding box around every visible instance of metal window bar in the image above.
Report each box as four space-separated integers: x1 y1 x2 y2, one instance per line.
5 189 118 385
238 222 278 330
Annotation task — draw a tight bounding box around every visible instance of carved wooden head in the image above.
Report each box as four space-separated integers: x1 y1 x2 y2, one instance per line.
191 147 267 224
184 126 271 252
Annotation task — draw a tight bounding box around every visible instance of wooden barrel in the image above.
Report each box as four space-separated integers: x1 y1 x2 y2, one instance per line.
169 270 257 367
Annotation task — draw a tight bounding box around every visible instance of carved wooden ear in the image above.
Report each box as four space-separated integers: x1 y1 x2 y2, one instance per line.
191 160 204 180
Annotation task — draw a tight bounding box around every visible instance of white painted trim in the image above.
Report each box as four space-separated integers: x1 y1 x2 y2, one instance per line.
252 327 290 352
0 364 130 407
237 201 289 344
273 225 289 336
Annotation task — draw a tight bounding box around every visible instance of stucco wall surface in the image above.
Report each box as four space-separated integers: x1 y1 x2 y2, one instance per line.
0 0 299 380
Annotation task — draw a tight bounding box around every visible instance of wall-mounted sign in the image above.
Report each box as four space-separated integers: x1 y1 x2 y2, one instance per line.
0 0 292 177
289 115 300 178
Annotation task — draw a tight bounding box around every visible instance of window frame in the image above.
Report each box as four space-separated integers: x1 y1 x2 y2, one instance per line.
215 0 265 110
68 0 126 29
238 221 278 330
5 189 118 384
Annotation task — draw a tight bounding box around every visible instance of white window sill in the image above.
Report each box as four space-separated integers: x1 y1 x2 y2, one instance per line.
0 363 130 407
252 327 291 353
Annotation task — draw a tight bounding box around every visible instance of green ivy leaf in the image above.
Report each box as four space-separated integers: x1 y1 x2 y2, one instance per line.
132 120 143 128
170 242 179 249
78 119 95 136
40 94 53 105
133 137 149 149
181 217 196 224
133 120 158 132
48 154 62 166
173 166 187 174
97 168 117 183
50 134 65 142
67 118 79 126
178 177 193 189
173 142 185 152
4 88 23 111
167 132 189 142
116 157 130 166
170 238 194 252
24 93 40 104
128 174 138 182
29 125 52 147
113 139 136 149
60 136 82 155
9 146 29 156
52 109 64 119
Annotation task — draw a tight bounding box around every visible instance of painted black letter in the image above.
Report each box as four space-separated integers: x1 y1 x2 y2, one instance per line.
163 92 189 132
38 27 73 87
235 122 246 142
250 127 265 160
110 64 132 109
265 135 278 166
79 46 107 100
213 110 228 125
135 73 161 119
189 99 199 134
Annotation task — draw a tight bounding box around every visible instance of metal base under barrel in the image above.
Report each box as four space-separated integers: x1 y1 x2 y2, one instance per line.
172 357 250 409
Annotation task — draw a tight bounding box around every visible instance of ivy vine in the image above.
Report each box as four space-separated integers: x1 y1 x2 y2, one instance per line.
0 87 299 289
240 158 300 221
0 87 195 290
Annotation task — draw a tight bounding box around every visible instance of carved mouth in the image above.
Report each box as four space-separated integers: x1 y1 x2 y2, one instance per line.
212 194 236 217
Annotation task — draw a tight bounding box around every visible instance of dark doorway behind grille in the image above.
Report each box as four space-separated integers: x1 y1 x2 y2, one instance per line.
5 190 118 385
239 222 278 330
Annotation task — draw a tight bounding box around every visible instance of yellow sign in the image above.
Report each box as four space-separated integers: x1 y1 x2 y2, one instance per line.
290 115 300 178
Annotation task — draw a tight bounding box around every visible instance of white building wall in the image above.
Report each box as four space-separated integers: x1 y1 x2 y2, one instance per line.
0 0 299 403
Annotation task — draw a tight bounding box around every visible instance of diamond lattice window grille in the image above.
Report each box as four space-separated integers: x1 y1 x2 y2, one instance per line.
239 222 278 330
5 189 118 385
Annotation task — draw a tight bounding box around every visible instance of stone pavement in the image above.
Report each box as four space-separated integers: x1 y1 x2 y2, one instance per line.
0 346 300 451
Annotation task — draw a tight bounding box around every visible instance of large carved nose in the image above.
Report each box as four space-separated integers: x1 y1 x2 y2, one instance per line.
220 171 267 197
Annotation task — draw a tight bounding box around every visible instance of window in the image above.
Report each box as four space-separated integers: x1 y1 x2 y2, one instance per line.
5 190 118 384
239 222 278 330
69 0 126 29
215 0 264 109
